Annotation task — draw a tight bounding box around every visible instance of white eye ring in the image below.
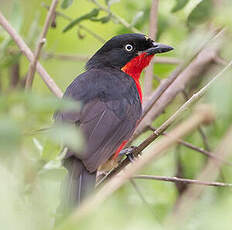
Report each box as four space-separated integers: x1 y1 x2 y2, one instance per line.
125 44 134 52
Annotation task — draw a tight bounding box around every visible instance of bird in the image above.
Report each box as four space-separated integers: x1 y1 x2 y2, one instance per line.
54 33 173 213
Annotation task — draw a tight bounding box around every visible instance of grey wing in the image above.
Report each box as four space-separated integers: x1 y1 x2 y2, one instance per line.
56 98 138 173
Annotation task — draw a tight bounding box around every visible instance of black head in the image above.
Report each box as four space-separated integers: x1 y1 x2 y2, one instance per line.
86 33 173 70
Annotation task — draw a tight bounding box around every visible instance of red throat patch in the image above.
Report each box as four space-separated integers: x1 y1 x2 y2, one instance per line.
121 53 154 103
113 53 154 160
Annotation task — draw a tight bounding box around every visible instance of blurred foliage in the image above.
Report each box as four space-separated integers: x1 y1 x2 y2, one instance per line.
1 0 232 230
61 0 74 9
187 0 213 28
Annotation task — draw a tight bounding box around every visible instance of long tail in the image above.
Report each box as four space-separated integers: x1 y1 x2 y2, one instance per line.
58 156 96 215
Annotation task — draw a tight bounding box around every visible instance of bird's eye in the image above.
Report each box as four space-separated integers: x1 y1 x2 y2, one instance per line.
124 44 134 52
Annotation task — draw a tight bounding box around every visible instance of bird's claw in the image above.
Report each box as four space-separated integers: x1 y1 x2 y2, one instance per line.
119 146 136 163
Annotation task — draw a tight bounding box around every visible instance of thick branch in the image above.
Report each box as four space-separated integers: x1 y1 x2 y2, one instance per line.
134 175 232 187
0 11 63 98
25 0 59 89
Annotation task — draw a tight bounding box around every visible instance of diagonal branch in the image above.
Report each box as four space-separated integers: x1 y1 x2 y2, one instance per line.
148 126 232 166
133 175 232 187
0 11 63 98
25 0 59 89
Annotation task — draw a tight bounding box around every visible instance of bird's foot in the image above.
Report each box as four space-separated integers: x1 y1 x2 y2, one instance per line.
119 146 136 163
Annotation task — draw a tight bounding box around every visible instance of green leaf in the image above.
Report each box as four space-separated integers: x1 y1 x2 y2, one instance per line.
105 0 120 7
208 72 232 117
39 166 67 181
130 11 144 27
10 1 23 32
0 118 21 153
90 14 111 24
27 12 40 46
0 1 23 57
171 0 189 13
61 0 74 9
46 123 84 153
187 0 213 27
63 8 99 33
41 140 62 161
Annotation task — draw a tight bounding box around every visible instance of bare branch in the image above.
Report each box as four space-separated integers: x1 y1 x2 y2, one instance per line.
134 175 232 187
0 11 63 98
25 0 59 89
148 126 232 166
143 0 159 97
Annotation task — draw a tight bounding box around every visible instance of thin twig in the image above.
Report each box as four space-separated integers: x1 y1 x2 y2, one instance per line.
134 175 232 187
143 0 159 98
90 0 141 33
56 108 212 228
25 0 59 89
0 11 63 97
148 126 232 166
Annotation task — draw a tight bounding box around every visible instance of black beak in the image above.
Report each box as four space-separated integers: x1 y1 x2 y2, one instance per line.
145 42 174 55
